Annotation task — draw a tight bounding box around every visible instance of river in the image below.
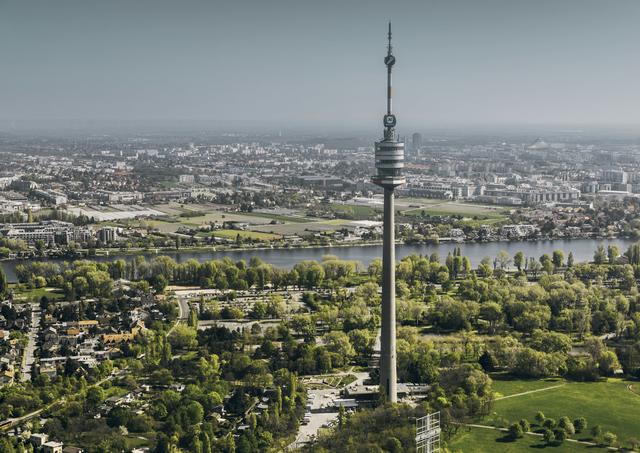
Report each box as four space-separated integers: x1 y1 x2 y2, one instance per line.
2 238 636 282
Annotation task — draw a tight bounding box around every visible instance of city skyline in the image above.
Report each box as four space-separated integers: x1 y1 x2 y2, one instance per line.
3 0 640 130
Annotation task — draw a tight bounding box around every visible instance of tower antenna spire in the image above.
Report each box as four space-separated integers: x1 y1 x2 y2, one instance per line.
383 21 396 133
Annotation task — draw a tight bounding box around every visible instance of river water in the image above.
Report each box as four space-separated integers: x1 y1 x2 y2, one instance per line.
2 238 636 282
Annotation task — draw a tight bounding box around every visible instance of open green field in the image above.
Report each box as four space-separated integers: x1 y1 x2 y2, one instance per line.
449 426 595 453
126 203 322 234
140 213 274 233
491 378 640 443
491 374 565 398
243 211 313 223
11 285 65 302
199 229 282 241
451 376 640 451
402 201 509 219
251 219 349 235
327 203 382 220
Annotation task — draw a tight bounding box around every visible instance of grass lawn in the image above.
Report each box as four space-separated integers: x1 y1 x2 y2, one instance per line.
124 433 153 450
490 373 565 398
173 212 269 226
210 229 282 241
327 203 381 220
490 378 640 443
11 286 65 301
244 211 313 223
402 202 508 219
451 377 640 451
448 426 596 453
251 219 349 235
142 211 277 233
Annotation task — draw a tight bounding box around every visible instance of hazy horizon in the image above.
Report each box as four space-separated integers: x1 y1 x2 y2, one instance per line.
3 0 640 130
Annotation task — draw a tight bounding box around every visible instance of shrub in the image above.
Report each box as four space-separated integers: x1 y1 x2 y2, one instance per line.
573 417 587 433
543 429 555 444
558 416 575 436
602 432 617 447
553 428 567 444
508 422 524 440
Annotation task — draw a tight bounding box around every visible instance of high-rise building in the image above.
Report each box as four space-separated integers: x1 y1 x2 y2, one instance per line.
412 132 422 154
372 23 404 403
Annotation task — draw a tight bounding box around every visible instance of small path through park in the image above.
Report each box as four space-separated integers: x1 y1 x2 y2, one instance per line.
494 383 566 401
627 384 640 397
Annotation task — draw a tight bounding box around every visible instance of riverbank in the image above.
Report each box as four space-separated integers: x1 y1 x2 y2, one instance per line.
1 237 635 283
4 233 635 263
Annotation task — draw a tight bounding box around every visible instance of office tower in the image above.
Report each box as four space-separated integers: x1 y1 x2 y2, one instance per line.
412 132 422 154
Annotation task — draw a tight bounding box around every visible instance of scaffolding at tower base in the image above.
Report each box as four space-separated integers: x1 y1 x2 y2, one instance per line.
416 412 441 453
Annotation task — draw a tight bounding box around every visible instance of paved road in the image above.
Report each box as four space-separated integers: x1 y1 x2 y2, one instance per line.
21 303 40 382
177 298 189 320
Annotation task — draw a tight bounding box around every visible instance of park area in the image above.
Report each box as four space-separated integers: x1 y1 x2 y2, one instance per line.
449 376 640 452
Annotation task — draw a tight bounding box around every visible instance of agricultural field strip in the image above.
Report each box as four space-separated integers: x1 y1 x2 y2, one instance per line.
494 383 566 401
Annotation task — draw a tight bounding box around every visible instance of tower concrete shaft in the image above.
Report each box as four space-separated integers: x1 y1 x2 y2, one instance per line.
380 187 397 402
371 23 403 403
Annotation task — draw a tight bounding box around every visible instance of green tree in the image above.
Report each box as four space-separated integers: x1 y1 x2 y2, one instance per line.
508 422 524 440
574 417 587 433
543 429 555 444
553 427 567 443
168 324 197 349
188 307 199 329
552 250 564 268
594 245 607 264
496 250 511 270
558 416 575 436
602 431 617 447
85 386 105 411
184 401 205 425
323 331 355 360
0 268 7 297
513 251 524 272
539 254 554 274
607 245 619 264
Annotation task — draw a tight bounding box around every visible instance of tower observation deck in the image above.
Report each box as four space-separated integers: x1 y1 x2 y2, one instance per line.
372 22 403 403
372 22 405 189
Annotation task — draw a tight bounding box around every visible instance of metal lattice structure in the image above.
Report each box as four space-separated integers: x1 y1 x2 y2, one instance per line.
416 412 441 453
